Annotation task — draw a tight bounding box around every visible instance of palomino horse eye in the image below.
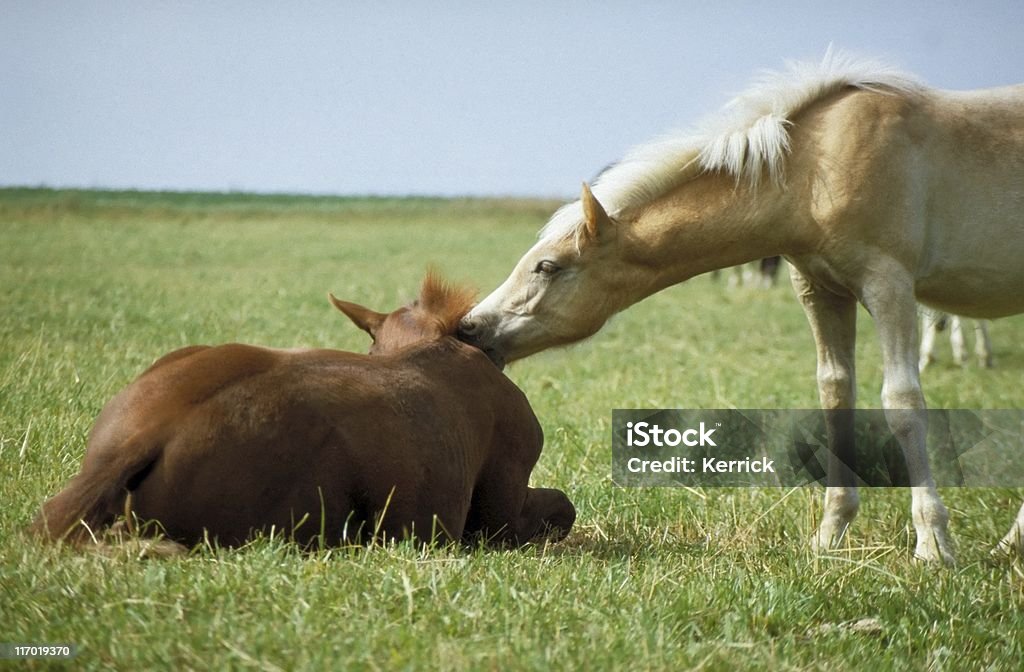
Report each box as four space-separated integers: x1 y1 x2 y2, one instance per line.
533 260 561 276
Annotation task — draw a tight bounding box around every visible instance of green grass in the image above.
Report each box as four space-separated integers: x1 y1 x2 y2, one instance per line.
2 188 1022 670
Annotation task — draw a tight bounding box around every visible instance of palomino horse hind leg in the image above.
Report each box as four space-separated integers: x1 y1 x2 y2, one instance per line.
862 271 955 564
949 316 994 368
995 501 1024 557
918 309 941 371
974 320 994 368
790 269 860 551
949 316 968 366
950 317 993 368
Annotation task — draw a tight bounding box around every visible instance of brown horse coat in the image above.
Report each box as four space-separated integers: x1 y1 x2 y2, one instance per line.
30 273 575 548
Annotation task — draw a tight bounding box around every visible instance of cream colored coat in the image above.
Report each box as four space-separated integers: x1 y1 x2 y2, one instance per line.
461 52 1024 564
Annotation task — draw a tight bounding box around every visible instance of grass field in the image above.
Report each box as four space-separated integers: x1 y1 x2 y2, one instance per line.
2 188 1022 670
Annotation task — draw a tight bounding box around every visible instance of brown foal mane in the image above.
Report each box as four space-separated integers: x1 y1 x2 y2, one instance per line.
417 269 477 336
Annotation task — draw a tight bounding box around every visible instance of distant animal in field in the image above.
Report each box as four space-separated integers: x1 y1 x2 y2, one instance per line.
460 49 1024 563
919 308 993 371
30 272 575 551
712 256 783 288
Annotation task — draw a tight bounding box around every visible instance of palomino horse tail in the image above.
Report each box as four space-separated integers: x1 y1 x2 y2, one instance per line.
28 437 184 556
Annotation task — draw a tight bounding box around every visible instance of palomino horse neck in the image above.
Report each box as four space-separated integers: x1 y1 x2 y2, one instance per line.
616 172 802 297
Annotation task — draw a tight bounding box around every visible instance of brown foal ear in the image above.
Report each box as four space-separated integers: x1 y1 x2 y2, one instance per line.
580 182 612 242
328 293 387 338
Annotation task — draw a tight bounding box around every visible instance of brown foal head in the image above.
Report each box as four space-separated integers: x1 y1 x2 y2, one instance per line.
330 271 476 354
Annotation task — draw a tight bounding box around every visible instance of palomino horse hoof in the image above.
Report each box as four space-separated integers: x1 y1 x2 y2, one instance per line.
810 536 836 555
810 526 848 554
990 544 1021 560
992 532 1023 559
913 537 956 566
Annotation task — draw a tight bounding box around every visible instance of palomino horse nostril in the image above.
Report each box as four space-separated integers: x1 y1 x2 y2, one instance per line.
458 317 479 338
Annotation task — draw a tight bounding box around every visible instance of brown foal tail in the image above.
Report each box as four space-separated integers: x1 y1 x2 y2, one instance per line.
29 473 124 543
29 439 161 545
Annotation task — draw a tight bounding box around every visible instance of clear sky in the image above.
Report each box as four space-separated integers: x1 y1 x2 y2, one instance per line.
2 1 1022 198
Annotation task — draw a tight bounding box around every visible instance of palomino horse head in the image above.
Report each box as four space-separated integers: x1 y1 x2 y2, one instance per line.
459 183 645 367
331 271 476 355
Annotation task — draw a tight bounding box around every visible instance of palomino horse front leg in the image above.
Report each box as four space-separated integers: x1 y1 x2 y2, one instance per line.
862 272 955 564
790 268 860 551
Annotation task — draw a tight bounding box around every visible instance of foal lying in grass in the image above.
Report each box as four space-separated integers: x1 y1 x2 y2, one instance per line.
31 272 574 551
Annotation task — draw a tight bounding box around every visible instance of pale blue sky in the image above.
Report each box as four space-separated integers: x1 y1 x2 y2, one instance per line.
2 1 1022 198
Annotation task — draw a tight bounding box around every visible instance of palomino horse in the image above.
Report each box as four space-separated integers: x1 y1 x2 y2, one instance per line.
460 51 1024 563
31 272 575 549
919 308 993 371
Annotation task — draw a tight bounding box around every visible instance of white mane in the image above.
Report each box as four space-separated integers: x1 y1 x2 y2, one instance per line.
541 48 924 242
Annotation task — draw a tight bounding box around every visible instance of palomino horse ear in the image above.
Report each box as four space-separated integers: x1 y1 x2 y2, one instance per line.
580 182 612 242
328 293 387 338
